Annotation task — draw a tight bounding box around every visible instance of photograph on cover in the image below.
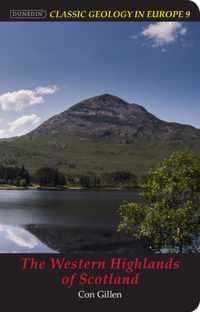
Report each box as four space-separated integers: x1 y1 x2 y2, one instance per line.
0 22 199 254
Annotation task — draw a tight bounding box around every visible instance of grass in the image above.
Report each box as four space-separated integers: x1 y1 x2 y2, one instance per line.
0 133 200 178
0 184 28 190
0 184 139 191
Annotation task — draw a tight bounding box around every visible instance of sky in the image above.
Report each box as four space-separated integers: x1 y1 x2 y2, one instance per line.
0 21 199 138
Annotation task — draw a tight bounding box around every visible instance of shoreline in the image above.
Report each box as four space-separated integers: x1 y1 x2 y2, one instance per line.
0 185 140 191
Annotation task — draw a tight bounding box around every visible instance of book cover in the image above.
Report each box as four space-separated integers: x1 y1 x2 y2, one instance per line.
0 1 199 311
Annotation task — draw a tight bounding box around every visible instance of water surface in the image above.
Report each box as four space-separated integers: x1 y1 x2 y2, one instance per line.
0 190 140 253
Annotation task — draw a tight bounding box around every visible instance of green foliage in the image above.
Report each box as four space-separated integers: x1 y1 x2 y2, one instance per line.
80 173 101 188
0 165 30 185
79 170 137 188
118 202 146 236
35 167 66 186
1 133 200 178
108 170 137 185
117 152 200 253
19 179 28 187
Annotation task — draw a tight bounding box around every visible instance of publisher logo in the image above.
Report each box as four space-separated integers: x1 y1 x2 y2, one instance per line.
9 9 47 19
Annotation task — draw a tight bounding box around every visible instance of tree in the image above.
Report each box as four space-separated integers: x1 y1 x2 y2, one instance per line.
35 167 66 186
111 170 137 185
19 179 28 187
19 166 30 184
102 170 137 187
117 152 200 253
0 164 30 185
80 172 101 188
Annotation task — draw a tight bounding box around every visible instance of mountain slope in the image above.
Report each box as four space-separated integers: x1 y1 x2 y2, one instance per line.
0 94 199 176
30 94 200 143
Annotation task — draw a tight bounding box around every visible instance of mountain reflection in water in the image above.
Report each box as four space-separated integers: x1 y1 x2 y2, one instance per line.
0 189 146 254
0 190 198 254
0 223 151 255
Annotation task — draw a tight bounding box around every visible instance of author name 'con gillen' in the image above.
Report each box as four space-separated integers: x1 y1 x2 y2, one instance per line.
78 290 122 299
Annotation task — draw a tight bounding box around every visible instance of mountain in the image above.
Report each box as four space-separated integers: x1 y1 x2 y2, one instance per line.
30 94 200 143
0 94 200 176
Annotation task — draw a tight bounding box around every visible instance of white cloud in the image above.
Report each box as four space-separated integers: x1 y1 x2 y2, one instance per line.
0 129 5 137
142 22 187 48
0 225 38 248
35 85 58 95
0 90 43 111
0 85 58 111
0 114 41 138
179 28 187 36
8 114 41 133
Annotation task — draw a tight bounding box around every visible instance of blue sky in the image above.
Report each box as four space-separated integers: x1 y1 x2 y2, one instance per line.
0 22 199 137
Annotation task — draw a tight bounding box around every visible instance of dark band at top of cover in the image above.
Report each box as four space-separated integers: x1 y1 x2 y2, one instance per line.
0 0 199 21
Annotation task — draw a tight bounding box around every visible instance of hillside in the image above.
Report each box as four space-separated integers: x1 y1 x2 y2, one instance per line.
30 94 200 142
0 94 199 176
